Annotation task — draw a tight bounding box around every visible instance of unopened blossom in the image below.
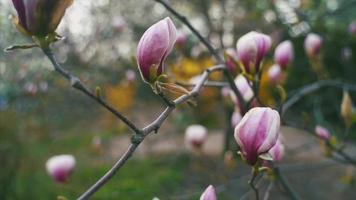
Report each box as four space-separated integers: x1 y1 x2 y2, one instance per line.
45 154 76 183
229 75 254 104
200 185 217 200
236 31 272 73
349 21 356 36
274 40 294 68
175 30 188 46
304 33 322 57
268 64 282 84
268 137 285 162
125 69 136 83
231 110 242 128
137 17 177 84
315 125 331 141
341 91 354 127
234 107 280 165
225 48 239 73
11 0 73 36
185 124 208 149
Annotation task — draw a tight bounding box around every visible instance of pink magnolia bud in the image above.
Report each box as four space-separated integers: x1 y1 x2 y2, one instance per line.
125 69 136 83
225 48 239 73
231 110 242 128
136 17 177 84
229 75 254 104
175 30 188 46
234 107 280 165
274 40 294 68
200 185 217 200
45 154 76 183
112 16 126 32
236 31 272 73
304 33 322 57
268 137 285 162
185 124 208 149
349 21 356 36
315 125 331 141
268 64 282 84
11 0 73 36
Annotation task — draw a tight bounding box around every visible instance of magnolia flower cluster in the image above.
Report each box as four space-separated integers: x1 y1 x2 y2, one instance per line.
45 154 76 183
11 0 73 37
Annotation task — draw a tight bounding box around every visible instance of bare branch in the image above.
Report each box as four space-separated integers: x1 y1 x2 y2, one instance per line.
77 143 140 200
282 80 356 116
42 48 141 134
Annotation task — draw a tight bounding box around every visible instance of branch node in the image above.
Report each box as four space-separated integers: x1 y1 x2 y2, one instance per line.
131 133 144 145
70 77 81 88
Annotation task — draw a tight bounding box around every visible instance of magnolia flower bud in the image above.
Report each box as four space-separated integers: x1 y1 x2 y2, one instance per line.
304 33 322 57
125 69 136 83
175 30 188 46
315 125 331 140
229 75 254 104
200 185 217 200
137 17 177 84
349 21 356 36
11 0 73 36
231 110 242 128
225 48 239 73
185 124 208 149
274 40 294 68
268 137 285 162
45 154 76 183
341 91 354 127
234 107 280 165
236 31 272 73
268 64 282 84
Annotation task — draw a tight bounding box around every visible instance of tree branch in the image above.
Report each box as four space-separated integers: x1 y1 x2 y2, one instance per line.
281 80 356 116
42 48 141 134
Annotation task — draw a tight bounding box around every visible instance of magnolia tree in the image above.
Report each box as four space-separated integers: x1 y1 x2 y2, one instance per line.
5 0 356 200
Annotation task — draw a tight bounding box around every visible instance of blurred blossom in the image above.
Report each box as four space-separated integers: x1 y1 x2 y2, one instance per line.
45 154 76 183
234 107 280 165
224 48 239 74
236 31 272 73
304 33 322 57
111 16 126 32
11 0 73 37
200 185 217 200
185 124 208 149
175 30 188 46
315 125 331 141
268 64 282 84
341 47 352 61
136 17 177 84
39 81 48 92
349 21 356 36
229 75 254 104
268 137 285 162
274 40 294 68
231 110 242 128
125 69 136 82
24 82 38 96
221 86 231 98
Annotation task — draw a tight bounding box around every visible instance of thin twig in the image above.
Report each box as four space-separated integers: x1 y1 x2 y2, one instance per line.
281 80 356 116
271 165 301 200
248 166 260 200
77 143 139 200
262 182 273 200
42 48 141 134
